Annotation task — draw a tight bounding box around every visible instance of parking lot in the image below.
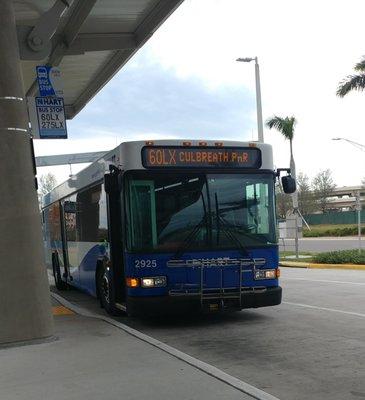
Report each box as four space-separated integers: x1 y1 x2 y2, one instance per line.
53 267 365 400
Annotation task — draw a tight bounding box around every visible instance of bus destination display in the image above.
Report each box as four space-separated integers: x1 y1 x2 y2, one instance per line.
142 146 262 169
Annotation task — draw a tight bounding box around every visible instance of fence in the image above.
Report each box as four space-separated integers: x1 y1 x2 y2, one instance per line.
305 210 365 225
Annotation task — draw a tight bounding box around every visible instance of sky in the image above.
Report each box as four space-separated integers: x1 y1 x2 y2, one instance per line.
35 0 365 187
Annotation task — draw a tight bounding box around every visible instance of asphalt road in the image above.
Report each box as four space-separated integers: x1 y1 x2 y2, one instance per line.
53 268 365 400
280 237 363 252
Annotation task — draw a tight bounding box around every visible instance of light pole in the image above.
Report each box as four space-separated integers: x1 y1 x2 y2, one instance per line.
332 137 364 254
332 137 365 152
236 57 264 142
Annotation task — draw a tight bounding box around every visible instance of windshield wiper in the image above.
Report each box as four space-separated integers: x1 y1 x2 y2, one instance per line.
169 193 209 260
220 221 271 245
214 193 252 259
214 194 270 246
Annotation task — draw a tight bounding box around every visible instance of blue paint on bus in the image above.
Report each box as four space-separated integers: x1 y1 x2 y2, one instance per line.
124 247 278 297
64 245 279 299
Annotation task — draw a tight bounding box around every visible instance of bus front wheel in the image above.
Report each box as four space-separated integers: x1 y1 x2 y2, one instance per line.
96 264 123 316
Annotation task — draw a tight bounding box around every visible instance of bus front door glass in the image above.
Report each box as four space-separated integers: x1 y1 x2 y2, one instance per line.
127 174 209 252
129 181 157 249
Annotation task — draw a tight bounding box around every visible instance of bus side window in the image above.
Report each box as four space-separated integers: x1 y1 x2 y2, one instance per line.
43 202 64 267
64 197 77 242
76 187 101 242
64 184 107 245
98 185 108 242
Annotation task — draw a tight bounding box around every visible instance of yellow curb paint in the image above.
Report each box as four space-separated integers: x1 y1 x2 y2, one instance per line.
308 263 365 271
280 262 365 271
279 262 309 268
52 306 75 316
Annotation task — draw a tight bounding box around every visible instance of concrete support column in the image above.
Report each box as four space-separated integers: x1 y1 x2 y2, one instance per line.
0 0 54 345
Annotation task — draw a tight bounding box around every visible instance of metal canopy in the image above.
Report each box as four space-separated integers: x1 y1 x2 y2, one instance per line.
15 0 184 119
35 150 108 167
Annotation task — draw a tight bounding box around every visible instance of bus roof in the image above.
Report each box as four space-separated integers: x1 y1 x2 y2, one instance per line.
42 139 274 208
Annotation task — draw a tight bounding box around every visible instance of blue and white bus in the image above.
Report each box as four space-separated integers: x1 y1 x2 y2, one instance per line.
42 140 295 316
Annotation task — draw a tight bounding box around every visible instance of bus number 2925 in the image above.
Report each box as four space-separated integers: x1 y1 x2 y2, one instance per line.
134 259 157 268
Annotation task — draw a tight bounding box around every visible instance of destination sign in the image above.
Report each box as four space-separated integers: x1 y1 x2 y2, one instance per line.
142 146 261 169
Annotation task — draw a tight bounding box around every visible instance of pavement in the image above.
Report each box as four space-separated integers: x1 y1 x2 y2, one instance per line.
0 296 276 400
1 268 364 400
279 236 364 252
43 268 365 400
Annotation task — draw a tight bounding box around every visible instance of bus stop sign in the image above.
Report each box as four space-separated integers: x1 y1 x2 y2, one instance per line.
28 65 67 138
27 96 68 139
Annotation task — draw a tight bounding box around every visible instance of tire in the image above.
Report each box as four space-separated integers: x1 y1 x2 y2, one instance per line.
52 253 68 291
96 264 123 316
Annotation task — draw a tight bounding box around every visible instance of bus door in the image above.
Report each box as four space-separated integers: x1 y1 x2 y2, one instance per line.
62 197 80 285
58 201 70 282
105 168 126 304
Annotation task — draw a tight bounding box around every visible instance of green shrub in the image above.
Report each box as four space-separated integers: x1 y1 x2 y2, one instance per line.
312 249 365 264
303 230 320 237
304 226 365 237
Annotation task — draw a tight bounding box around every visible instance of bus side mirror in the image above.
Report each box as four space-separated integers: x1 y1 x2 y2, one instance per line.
282 175 296 194
105 165 121 194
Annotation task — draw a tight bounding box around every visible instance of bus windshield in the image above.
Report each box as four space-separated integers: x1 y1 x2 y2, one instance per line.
125 172 276 253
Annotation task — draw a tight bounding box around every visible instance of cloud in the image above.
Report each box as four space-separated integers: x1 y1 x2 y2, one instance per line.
69 55 256 141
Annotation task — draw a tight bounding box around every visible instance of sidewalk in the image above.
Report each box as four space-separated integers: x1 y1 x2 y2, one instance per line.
0 296 275 400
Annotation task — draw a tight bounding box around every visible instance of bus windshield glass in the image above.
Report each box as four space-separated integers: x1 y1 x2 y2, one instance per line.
125 172 276 253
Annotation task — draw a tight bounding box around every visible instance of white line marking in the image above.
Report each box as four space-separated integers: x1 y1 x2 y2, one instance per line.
51 292 280 400
283 237 361 241
283 301 365 318
281 278 365 286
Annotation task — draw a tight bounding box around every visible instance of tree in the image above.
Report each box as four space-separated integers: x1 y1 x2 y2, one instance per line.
312 169 336 213
266 116 297 174
297 172 316 216
337 57 365 97
266 115 298 215
266 115 301 257
38 172 57 204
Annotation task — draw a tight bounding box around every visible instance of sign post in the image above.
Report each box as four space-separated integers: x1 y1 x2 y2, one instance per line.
355 191 362 254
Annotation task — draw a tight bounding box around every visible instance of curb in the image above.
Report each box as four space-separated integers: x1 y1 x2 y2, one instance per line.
279 261 365 270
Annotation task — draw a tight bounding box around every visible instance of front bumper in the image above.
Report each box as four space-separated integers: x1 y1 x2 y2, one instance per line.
127 286 282 316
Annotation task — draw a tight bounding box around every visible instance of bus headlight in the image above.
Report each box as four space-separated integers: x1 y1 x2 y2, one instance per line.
141 276 167 288
254 269 277 280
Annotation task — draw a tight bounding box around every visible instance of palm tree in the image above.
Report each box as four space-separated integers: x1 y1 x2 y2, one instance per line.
265 115 297 177
266 115 299 258
337 57 365 97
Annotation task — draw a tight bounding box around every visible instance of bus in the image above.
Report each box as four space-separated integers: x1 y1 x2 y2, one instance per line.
42 140 295 316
